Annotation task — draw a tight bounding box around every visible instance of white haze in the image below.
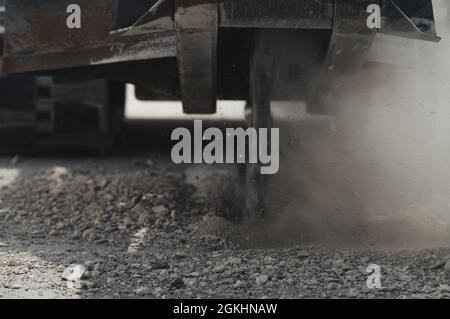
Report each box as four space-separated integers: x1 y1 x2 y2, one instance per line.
250 0 450 249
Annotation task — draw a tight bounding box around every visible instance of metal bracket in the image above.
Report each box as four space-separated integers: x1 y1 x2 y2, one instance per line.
308 0 377 113
380 0 440 42
111 0 174 37
175 0 218 114
325 0 377 82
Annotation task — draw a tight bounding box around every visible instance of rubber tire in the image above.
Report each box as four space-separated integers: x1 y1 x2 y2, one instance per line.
242 30 275 223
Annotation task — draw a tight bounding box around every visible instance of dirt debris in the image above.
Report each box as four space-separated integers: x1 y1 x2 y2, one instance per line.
0 155 450 299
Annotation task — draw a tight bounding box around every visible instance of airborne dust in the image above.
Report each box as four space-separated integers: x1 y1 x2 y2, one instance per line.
246 0 450 249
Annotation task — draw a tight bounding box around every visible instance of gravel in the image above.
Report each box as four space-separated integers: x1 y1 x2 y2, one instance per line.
256 275 269 286
1 151 450 299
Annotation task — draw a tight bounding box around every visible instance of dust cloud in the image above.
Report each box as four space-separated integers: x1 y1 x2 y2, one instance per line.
249 0 450 249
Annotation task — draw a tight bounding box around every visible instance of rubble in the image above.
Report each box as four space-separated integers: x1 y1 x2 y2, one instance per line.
1 156 450 299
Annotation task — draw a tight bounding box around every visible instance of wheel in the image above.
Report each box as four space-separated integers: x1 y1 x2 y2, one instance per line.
0 76 125 154
238 29 332 223
241 30 275 223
